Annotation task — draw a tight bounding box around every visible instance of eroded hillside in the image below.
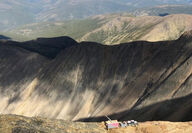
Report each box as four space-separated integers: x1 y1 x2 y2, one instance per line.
0 31 192 122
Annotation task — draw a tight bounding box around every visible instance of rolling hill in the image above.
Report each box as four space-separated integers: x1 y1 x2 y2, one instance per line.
0 30 192 122
5 14 192 44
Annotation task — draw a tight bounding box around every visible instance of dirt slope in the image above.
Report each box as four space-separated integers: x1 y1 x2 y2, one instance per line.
0 115 192 133
0 31 192 122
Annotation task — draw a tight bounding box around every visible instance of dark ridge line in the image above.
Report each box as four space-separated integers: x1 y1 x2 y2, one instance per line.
172 72 192 98
0 30 191 59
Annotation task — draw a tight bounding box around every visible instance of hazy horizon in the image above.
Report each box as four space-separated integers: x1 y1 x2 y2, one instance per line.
0 0 192 30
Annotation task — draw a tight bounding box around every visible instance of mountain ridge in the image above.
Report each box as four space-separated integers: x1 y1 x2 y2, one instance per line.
0 30 192 122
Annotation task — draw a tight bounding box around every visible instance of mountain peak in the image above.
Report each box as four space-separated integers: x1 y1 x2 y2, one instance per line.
35 36 78 48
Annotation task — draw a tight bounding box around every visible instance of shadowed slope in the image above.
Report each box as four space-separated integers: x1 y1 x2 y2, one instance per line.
0 31 192 121
15 36 78 58
78 93 192 122
0 42 47 111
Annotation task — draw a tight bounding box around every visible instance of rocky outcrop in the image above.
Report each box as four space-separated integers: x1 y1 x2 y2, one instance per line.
0 31 192 122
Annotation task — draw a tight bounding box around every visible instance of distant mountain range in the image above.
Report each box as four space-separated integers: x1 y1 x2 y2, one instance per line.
133 5 192 16
4 14 192 44
0 0 192 30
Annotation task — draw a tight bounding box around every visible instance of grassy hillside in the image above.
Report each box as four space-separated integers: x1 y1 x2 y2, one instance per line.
5 14 192 44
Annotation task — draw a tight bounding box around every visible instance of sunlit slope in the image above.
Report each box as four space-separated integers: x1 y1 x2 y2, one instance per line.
6 14 192 44
0 31 192 121
0 115 192 133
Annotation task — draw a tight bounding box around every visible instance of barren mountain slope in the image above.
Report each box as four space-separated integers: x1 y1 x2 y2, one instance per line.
0 41 48 115
79 14 192 44
0 31 192 122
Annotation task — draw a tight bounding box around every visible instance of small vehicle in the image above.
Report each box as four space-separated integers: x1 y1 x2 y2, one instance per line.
119 121 128 128
105 120 119 129
105 116 119 129
105 116 138 129
128 120 138 126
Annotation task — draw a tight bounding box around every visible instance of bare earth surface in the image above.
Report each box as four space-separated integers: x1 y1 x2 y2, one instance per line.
0 31 192 122
0 115 192 133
